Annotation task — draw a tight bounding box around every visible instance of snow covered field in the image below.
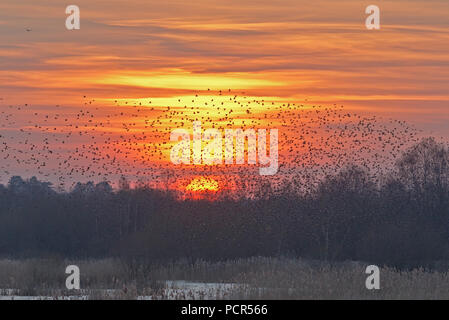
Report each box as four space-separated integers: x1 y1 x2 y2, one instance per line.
2 258 449 299
0 281 244 300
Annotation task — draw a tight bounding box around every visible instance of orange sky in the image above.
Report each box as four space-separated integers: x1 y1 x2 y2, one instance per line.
0 0 448 190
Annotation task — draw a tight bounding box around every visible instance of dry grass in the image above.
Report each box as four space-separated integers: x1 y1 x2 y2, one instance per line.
0 257 449 299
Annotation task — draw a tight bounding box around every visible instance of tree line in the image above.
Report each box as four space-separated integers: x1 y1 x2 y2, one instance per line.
0 137 448 268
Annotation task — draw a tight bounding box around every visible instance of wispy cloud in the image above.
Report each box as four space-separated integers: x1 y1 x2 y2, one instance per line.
0 0 448 134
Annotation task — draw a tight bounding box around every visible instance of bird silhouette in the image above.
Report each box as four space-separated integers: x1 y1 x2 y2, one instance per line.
0 90 426 196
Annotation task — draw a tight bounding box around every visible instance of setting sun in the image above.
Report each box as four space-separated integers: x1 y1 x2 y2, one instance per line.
185 177 220 193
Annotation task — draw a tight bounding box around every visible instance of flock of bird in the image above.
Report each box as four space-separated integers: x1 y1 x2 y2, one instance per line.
0 90 422 194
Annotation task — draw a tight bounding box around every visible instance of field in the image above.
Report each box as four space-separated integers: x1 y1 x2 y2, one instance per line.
1 257 449 299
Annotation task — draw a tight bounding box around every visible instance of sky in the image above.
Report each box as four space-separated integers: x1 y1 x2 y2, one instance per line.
0 0 448 192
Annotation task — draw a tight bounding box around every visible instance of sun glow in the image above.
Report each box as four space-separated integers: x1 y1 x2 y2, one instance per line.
185 177 220 193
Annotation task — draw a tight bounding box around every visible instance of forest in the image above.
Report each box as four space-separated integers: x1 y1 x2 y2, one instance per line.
0 137 448 269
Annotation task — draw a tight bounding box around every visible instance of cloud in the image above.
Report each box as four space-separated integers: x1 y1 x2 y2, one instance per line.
0 0 448 137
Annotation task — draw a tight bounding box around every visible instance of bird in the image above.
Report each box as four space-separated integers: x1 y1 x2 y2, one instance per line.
0 89 422 197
